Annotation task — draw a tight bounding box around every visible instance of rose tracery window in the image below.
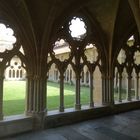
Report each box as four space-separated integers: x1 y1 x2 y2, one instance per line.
0 23 16 52
69 17 87 41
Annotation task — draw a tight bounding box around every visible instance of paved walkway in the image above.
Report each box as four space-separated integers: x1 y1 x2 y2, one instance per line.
3 109 140 140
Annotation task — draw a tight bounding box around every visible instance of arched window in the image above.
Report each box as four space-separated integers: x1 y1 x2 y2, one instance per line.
70 69 72 81
86 71 89 84
9 70 11 78
46 16 103 112
81 71 84 83
4 55 26 116
66 70 69 81
0 23 27 117
20 70 22 78
114 34 140 103
16 70 19 78
13 70 15 78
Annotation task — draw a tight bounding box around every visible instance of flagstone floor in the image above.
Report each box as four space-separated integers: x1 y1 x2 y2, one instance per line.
3 109 140 140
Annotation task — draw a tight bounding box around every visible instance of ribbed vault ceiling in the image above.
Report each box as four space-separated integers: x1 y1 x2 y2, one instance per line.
0 0 138 57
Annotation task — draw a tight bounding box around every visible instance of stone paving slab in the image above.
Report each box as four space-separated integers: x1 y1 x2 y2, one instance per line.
2 109 140 140
95 126 137 140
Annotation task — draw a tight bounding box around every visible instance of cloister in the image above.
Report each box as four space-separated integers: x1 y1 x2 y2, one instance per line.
0 0 140 138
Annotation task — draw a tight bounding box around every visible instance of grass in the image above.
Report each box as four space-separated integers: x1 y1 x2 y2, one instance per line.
47 82 90 110
3 81 135 116
3 81 26 116
114 87 135 101
3 81 90 116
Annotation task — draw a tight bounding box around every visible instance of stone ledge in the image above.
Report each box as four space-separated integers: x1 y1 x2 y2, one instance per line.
0 114 33 137
1 101 140 137
45 101 140 128
45 105 110 128
113 100 140 113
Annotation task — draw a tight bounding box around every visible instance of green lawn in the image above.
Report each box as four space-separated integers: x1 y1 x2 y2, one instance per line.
114 88 135 101
4 81 134 116
3 81 26 116
47 82 90 110
3 81 90 116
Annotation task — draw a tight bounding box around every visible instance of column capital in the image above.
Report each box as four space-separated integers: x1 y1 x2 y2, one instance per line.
59 75 65 80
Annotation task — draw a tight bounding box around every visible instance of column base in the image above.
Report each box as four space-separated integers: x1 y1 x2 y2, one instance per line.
25 111 33 116
75 104 81 110
127 98 132 101
136 96 139 100
118 99 122 102
59 106 64 112
90 102 94 108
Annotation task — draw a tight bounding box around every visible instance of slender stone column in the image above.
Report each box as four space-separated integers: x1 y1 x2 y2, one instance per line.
84 72 86 85
89 73 94 107
34 76 47 113
45 76 48 112
59 74 64 112
135 74 139 100
25 75 34 115
108 76 114 105
31 75 47 130
0 76 4 120
102 74 113 105
102 75 107 105
118 74 122 102
69 68 71 82
75 74 81 110
127 74 132 101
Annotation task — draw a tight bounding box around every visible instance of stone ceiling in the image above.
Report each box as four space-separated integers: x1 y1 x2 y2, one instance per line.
0 0 139 61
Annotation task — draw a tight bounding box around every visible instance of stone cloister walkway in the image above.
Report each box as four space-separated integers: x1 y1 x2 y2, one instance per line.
3 109 140 140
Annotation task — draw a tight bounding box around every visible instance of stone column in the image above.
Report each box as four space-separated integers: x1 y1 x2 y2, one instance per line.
0 76 4 120
135 74 139 100
69 68 71 82
34 75 47 113
75 74 81 110
25 74 34 115
84 72 86 85
89 72 94 107
31 75 47 130
127 74 132 101
102 74 114 105
102 75 106 105
118 74 122 102
108 76 114 105
46 76 48 112
59 74 64 112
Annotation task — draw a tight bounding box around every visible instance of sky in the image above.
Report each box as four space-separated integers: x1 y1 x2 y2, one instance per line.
69 17 86 38
0 23 16 52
